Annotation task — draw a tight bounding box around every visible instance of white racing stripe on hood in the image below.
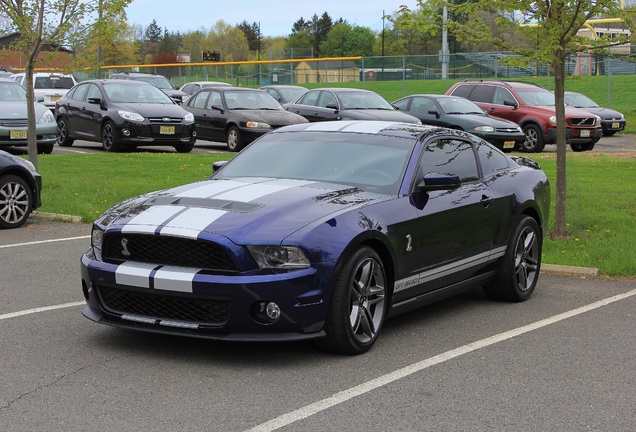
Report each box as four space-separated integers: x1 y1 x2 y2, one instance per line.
122 205 185 234
160 208 227 239
153 266 199 292
115 262 158 288
214 179 315 202
174 180 247 198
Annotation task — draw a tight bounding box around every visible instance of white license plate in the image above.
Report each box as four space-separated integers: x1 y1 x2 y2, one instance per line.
580 130 590 137
612 122 620 129
10 130 27 139
503 141 515 149
160 126 175 135
50 95 62 101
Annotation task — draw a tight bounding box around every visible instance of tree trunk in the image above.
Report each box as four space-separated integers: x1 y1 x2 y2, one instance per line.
551 53 568 238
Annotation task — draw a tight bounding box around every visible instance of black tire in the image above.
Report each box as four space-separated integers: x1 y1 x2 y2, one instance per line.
174 143 194 153
521 124 546 153
0 174 32 229
570 141 596 152
37 143 54 154
603 130 617 136
319 247 388 355
56 118 74 147
484 216 542 302
101 121 121 152
226 126 244 152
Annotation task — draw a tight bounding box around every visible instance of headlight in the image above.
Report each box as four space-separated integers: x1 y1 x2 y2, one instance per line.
37 109 55 124
548 116 557 126
245 121 271 129
595 116 601 126
118 110 144 122
247 245 310 270
184 112 194 124
91 226 104 248
473 125 494 133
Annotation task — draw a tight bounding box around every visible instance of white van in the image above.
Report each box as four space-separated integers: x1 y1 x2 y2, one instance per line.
10 72 77 111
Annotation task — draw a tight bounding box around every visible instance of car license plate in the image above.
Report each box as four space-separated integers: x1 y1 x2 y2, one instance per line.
10 130 27 139
612 122 620 129
50 95 61 101
580 130 590 137
503 141 515 149
160 126 175 135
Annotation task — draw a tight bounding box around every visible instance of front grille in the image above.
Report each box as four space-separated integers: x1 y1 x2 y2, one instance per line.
102 233 238 272
570 117 596 126
0 120 28 127
97 284 229 325
148 117 182 124
495 127 521 133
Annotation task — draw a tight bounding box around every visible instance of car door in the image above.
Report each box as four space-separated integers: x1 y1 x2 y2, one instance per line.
287 90 320 121
59 83 89 138
410 96 441 126
313 90 340 121
76 83 104 140
393 137 496 302
186 90 212 140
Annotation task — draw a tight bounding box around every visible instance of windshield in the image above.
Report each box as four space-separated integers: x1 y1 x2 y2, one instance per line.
438 97 484 114
564 93 599 108
0 82 27 101
137 76 174 90
225 91 283 110
103 82 174 104
515 88 555 106
216 132 412 194
338 92 394 110
277 87 307 101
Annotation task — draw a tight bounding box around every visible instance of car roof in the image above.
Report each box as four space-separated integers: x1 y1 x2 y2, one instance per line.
84 79 155 87
269 120 449 140
309 88 375 93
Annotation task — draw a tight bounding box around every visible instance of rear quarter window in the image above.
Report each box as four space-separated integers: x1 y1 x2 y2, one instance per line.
449 84 474 99
469 85 494 103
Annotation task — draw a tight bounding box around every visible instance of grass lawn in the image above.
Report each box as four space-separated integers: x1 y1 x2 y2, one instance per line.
35 151 636 277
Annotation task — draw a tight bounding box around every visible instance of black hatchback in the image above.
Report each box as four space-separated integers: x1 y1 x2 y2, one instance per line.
55 80 196 152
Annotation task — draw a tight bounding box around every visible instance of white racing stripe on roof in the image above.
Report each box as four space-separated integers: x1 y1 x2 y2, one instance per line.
341 121 397 133
306 122 350 131
153 266 200 293
122 205 185 234
115 262 158 288
160 208 227 239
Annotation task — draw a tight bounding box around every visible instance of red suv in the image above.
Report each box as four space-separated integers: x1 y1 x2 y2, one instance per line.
446 81 602 152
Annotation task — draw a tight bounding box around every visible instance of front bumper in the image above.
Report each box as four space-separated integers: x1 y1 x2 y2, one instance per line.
80 252 329 341
544 127 602 144
115 122 196 146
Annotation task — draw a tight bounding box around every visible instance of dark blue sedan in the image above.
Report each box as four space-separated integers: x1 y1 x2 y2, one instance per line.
80 121 550 355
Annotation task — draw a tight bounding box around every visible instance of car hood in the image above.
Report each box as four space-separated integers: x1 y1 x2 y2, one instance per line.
450 113 521 128
115 102 187 118
573 106 623 119
533 105 599 118
97 177 385 244
0 101 50 119
342 109 421 123
233 109 309 126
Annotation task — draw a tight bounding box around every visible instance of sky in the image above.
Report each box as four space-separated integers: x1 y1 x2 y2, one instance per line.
124 0 421 37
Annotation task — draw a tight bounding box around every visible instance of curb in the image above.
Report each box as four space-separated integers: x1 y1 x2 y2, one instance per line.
540 263 599 277
31 211 83 224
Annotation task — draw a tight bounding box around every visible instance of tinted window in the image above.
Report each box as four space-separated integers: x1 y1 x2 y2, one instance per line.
190 90 209 109
492 87 515 105
298 91 319 106
70 83 89 101
476 141 511 176
393 98 410 111
450 84 474 99
420 139 479 182
469 85 494 103
318 91 337 108
86 84 101 100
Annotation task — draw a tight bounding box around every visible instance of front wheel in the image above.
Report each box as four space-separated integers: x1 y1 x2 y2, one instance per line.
521 124 546 153
484 216 542 302
37 143 54 154
101 121 122 152
319 247 388 355
0 174 33 229
174 143 194 153
226 126 244 152
570 141 596 152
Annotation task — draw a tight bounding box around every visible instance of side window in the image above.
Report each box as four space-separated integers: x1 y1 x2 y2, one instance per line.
318 91 337 108
492 87 515 105
476 141 511 176
469 85 494 103
190 91 209 109
181 84 193 94
71 83 89 102
449 84 474 99
86 84 102 100
207 91 222 109
298 91 319 107
393 98 409 111
420 139 479 182
411 97 436 115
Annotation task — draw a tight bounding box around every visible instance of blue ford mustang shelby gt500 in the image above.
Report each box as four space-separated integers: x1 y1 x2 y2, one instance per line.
81 121 550 355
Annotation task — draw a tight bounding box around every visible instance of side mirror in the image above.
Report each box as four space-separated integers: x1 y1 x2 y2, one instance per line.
503 99 518 108
417 172 461 191
212 161 228 175
88 97 101 104
325 103 339 110
428 109 441 119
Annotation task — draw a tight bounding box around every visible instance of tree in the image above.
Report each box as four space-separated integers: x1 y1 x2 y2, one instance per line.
0 0 132 170
321 23 376 57
207 20 249 62
236 20 262 53
408 0 634 238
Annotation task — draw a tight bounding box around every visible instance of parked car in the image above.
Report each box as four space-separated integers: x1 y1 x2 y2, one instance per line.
259 85 309 105
563 91 625 136
286 88 421 124
179 81 232 103
10 72 77 111
446 80 602 152
55 79 196 152
0 149 42 228
80 120 550 355
0 78 57 154
109 72 188 104
392 94 525 152
183 87 308 151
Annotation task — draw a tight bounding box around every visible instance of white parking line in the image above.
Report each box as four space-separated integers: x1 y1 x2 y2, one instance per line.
244 288 636 432
0 302 85 320
0 235 90 249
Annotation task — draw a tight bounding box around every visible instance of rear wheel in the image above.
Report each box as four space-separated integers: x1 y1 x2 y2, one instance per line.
56 118 74 147
484 216 542 302
226 126 244 152
0 174 32 229
319 247 387 355
521 124 545 153
101 121 122 152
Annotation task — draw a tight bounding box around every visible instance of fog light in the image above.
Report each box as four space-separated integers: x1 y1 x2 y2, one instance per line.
122 129 131 136
192 131 197 137
251 301 281 324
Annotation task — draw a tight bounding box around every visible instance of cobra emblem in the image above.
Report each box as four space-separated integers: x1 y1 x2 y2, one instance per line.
121 238 131 257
